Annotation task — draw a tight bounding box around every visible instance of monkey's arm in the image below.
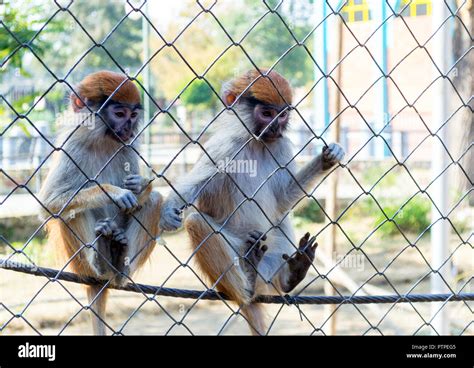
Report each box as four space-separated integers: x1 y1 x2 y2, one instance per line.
159 180 205 232
279 143 345 213
160 160 218 231
41 184 140 219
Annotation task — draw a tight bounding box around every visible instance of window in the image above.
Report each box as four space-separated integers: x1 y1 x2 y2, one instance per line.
341 0 371 22
399 0 432 17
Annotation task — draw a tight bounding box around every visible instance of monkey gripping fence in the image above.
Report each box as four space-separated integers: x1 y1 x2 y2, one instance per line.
0 0 472 335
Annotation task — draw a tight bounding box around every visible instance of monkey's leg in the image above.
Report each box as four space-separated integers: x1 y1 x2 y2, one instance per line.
242 230 268 295
94 218 126 278
86 285 109 336
120 191 163 284
184 213 267 335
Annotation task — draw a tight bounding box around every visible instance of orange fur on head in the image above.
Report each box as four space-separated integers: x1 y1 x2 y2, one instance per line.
226 69 293 107
74 70 141 108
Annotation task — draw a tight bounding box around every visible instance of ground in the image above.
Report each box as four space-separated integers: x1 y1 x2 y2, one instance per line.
0 219 472 335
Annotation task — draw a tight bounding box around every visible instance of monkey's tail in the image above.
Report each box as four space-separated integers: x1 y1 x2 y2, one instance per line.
86 285 109 336
241 302 267 336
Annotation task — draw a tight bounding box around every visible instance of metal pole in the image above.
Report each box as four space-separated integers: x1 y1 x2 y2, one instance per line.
430 0 452 335
313 0 335 334
373 0 389 159
324 10 344 335
142 0 151 163
313 0 330 137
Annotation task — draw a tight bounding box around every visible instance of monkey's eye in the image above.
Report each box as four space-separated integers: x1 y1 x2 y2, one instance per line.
115 112 125 118
262 110 272 118
280 111 288 118
131 112 138 118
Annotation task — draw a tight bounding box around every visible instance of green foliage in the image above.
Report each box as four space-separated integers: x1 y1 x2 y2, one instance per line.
294 200 325 223
0 93 39 135
1 0 143 78
0 1 65 74
375 196 431 236
62 0 143 71
361 163 397 188
153 0 314 111
181 80 216 109
227 0 313 88
0 223 14 243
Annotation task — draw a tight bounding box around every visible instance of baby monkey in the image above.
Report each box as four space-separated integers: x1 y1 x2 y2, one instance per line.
162 69 345 334
39 71 178 334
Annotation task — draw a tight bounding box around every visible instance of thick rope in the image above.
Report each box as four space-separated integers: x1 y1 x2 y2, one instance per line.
1 260 472 305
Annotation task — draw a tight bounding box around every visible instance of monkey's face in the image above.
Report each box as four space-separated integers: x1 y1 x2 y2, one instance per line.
101 102 141 142
251 101 290 142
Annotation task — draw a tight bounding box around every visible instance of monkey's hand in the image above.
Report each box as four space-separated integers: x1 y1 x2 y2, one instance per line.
282 233 318 293
123 174 150 195
112 188 140 214
322 143 345 171
159 204 183 232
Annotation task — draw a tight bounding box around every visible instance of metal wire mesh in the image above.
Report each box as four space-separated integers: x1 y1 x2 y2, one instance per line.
0 0 472 335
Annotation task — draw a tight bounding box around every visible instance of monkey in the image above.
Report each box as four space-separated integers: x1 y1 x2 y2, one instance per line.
160 69 345 335
38 71 181 335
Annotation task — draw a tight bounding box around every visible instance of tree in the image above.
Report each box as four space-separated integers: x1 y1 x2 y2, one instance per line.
41 0 143 75
149 0 314 112
0 0 65 131
0 0 63 74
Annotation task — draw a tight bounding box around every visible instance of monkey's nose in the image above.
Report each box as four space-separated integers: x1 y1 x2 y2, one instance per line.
269 122 280 134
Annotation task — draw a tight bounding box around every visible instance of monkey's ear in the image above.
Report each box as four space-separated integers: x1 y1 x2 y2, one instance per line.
223 91 237 107
70 93 86 112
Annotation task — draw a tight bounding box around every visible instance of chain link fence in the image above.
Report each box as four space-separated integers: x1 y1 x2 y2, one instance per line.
0 0 472 335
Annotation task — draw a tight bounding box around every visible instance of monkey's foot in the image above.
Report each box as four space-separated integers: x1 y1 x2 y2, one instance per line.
109 228 129 285
123 174 149 195
281 233 318 293
242 230 268 296
92 218 115 277
322 143 345 170
94 218 118 238
94 219 128 278
95 219 128 245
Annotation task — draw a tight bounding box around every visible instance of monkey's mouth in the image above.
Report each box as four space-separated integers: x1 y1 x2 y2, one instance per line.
257 124 285 142
260 131 283 142
118 132 134 142
108 130 134 143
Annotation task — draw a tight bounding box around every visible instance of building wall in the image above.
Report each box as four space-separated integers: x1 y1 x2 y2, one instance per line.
325 12 439 161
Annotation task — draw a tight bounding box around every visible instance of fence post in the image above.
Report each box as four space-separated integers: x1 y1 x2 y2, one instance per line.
373 0 390 160
323 2 345 335
313 0 330 137
430 0 453 335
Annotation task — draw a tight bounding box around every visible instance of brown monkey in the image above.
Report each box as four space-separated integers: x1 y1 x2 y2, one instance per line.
39 71 180 335
161 69 345 335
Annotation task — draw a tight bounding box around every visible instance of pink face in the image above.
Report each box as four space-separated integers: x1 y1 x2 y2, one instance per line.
253 103 290 141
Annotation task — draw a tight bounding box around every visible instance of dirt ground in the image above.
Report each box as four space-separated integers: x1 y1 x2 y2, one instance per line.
1 221 472 335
